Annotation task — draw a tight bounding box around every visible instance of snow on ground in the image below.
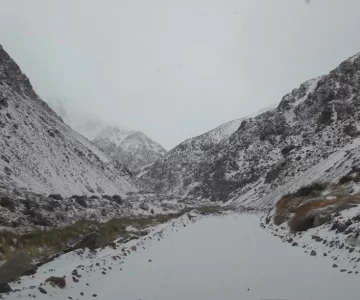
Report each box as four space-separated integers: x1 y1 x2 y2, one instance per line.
6 212 360 300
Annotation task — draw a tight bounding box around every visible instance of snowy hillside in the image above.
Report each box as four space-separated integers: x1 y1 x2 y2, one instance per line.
139 117 246 193
48 99 166 174
141 52 360 207
0 45 136 197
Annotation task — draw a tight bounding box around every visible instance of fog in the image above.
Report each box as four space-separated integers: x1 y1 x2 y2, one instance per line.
0 0 359 149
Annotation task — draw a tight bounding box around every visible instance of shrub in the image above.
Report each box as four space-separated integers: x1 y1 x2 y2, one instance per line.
48 194 63 201
0 196 15 211
112 195 122 205
286 182 326 198
102 195 112 201
75 197 87 208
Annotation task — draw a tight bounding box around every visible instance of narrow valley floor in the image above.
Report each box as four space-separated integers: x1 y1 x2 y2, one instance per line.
7 213 360 300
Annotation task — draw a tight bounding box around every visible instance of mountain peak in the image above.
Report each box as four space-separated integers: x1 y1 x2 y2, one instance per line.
47 99 166 174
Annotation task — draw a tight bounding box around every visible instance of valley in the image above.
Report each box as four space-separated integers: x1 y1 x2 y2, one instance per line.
2 42 360 299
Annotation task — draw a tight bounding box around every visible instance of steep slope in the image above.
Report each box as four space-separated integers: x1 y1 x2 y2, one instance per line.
49 99 166 174
0 45 136 196
141 52 360 207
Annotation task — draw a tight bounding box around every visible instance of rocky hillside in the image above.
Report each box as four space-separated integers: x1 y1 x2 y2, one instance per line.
0 45 136 197
141 52 360 207
139 117 245 193
49 99 166 174
103 131 166 175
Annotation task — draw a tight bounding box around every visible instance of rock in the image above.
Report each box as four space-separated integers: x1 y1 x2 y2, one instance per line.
45 276 66 288
72 276 79 283
0 283 12 293
313 213 332 227
139 203 149 211
71 232 101 251
323 253 327 257
92 294 97 297
48 194 63 201
38 286 47 294
332 264 338 268
340 269 346 272
292 242 298 247
0 252 37 283
310 250 317 256
281 144 296 156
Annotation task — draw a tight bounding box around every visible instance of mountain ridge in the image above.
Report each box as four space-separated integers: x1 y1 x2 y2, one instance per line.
141 51 360 208
48 99 166 174
0 45 136 197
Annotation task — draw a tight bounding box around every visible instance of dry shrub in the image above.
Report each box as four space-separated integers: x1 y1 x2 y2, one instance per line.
289 195 360 232
274 196 308 225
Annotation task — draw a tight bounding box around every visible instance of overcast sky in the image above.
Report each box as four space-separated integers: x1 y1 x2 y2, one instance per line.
1 0 360 149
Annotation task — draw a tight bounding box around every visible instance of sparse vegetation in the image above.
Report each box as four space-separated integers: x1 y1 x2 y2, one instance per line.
288 196 360 232
285 182 327 198
274 180 360 232
0 206 224 261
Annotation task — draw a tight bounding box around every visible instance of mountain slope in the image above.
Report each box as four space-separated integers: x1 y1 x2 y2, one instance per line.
139 117 245 193
49 99 166 174
0 45 136 196
141 52 360 207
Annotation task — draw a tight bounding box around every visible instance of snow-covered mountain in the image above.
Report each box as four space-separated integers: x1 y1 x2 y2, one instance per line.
139 117 246 193
48 99 166 174
141 52 360 208
0 45 136 197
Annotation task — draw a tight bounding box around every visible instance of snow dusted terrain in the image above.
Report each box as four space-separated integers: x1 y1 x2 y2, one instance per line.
7 212 360 300
49 99 166 174
0 46 135 197
141 52 360 208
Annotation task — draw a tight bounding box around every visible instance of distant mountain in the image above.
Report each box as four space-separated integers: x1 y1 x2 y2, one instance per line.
141 52 360 208
48 99 166 174
139 117 246 193
0 45 136 196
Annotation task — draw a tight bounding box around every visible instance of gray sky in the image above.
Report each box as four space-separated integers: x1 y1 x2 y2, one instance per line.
1 0 360 149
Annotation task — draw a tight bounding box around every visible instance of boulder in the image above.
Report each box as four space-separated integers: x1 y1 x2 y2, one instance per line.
38 286 47 294
45 276 66 288
0 252 37 283
313 213 332 227
0 283 12 293
71 232 101 251
139 203 150 211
